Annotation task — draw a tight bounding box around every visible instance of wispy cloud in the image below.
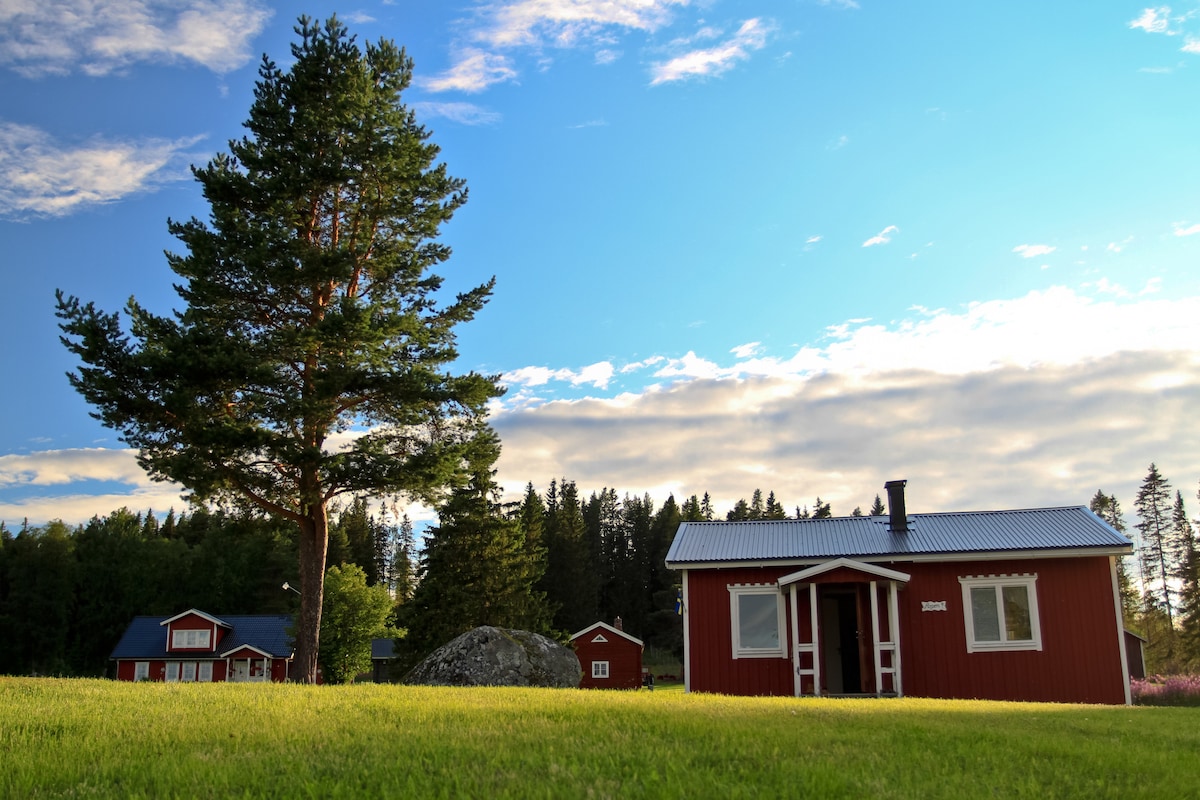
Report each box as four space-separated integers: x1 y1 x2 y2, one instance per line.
420 48 518 93
424 0 686 92
1013 243 1056 259
1174 221 1200 236
862 225 898 247
1129 7 1177 34
649 18 772 85
411 101 502 126
0 0 272 77
0 122 204 218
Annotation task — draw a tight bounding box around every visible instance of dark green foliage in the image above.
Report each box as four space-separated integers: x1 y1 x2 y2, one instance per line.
1179 482 1200 670
55 15 499 681
539 479 599 634
869 494 886 516
399 428 550 666
1089 490 1138 628
1135 464 1177 666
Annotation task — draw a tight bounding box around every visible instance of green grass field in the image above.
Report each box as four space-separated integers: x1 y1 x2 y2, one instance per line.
2 678 1197 799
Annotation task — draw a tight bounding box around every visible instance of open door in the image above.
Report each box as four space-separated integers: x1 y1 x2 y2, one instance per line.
819 587 869 694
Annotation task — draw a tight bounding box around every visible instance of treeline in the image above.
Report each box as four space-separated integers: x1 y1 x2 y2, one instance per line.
0 499 409 677
1094 464 1200 675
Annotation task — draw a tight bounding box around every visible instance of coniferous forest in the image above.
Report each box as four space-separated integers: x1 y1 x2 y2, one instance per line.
4 460 1200 678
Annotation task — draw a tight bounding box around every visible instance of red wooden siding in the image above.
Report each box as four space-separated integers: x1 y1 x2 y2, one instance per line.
574 630 643 690
684 556 1127 703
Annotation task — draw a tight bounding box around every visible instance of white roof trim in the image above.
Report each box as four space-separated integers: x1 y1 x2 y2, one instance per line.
569 621 643 647
778 557 911 587
160 609 231 628
220 643 278 659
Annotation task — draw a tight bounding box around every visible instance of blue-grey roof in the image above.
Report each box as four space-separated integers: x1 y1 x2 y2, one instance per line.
110 613 295 660
665 506 1132 567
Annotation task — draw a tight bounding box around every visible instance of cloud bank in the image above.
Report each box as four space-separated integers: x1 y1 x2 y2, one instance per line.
0 0 272 77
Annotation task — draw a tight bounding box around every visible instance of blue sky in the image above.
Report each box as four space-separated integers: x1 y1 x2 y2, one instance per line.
2 0 1200 527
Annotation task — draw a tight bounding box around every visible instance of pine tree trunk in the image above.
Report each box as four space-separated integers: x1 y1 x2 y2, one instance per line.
294 504 329 683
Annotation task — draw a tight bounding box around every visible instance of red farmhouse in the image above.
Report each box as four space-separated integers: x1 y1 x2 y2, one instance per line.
111 609 293 682
572 620 644 690
666 481 1135 704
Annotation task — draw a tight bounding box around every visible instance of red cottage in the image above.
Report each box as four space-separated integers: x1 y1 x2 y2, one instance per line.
666 481 1135 704
572 620 645 690
111 609 293 682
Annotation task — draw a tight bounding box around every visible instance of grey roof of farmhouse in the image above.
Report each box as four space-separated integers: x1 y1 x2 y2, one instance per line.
664 506 1132 567
110 613 295 660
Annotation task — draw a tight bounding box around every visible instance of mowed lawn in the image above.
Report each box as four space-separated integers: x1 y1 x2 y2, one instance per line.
1 678 1196 799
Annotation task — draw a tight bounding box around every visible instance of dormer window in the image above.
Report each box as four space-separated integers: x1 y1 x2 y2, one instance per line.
172 629 211 649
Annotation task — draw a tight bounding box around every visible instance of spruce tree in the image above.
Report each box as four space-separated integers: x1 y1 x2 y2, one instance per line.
54 16 499 681
869 494 886 516
1090 490 1138 627
1134 464 1177 660
1180 482 1200 669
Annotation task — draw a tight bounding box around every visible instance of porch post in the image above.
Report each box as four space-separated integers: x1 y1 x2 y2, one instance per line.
790 584 801 697
889 580 902 697
870 580 882 697
809 582 821 697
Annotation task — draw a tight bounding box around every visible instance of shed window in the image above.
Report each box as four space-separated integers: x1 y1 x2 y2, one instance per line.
592 661 610 679
959 574 1042 653
728 584 786 658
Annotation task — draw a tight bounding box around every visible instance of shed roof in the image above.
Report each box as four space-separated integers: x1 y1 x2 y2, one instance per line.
110 612 295 660
665 506 1131 567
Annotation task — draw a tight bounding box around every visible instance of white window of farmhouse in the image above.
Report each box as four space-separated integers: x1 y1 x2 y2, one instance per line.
198 662 213 682
959 574 1042 653
592 661 610 679
171 629 211 649
164 662 180 682
134 662 149 681
728 584 786 658
182 662 197 682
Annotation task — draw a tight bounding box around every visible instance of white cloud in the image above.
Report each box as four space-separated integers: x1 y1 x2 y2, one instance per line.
594 49 621 65
862 225 898 247
1184 37 1200 53
420 48 518 93
650 18 772 85
1173 221 1200 236
0 122 204 218
478 0 686 50
489 287 1200 518
411 101 502 126
504 361 616 390
818 0 861 9
1013 243 1056 259
0 0 272 77
731 342 764 359
1129 7 1175 34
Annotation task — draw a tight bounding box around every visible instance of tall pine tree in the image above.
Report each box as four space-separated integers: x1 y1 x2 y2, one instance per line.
55 16 500 681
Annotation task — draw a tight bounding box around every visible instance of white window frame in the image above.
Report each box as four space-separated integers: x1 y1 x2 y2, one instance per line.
198 662 213 682
164 662 180 682
958 573 1042 653
592 661 610 679
134 662 149 681
182 661 197 682
728 584 786 659
171 629 212 649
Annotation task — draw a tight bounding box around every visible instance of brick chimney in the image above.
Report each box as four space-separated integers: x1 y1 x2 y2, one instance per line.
884 480 908 533
613 616 623 631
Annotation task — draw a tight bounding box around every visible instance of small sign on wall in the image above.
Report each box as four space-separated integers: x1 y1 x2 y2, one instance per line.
921 600 948 612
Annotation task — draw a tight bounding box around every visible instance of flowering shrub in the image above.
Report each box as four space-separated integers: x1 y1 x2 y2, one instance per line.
1131 675 1200 706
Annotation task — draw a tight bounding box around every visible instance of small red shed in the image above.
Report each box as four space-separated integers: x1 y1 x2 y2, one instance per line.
572 620 644 690
666 481 1135 704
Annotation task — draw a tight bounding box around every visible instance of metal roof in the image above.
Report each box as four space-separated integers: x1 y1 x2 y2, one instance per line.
664 506 1132 566
110 613 295 660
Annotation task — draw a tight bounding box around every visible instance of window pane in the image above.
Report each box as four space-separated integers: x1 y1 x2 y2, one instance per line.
970 587 1001 642
198 662 213 682
739 594 779 649
1002 585 1032 641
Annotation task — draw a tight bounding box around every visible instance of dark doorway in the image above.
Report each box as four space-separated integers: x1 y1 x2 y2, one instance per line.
819 589 863 694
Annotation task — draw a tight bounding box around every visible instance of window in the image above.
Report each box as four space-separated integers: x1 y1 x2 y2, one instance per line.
182 662 197 682
198 662 213 682
592 661 610 679
958 574 1042 653
134 662 149 681
171 629 211 649
728 584 786 658
164 662 180 682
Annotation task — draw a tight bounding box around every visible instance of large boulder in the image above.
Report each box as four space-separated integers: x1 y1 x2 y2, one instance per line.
403 626 581 688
